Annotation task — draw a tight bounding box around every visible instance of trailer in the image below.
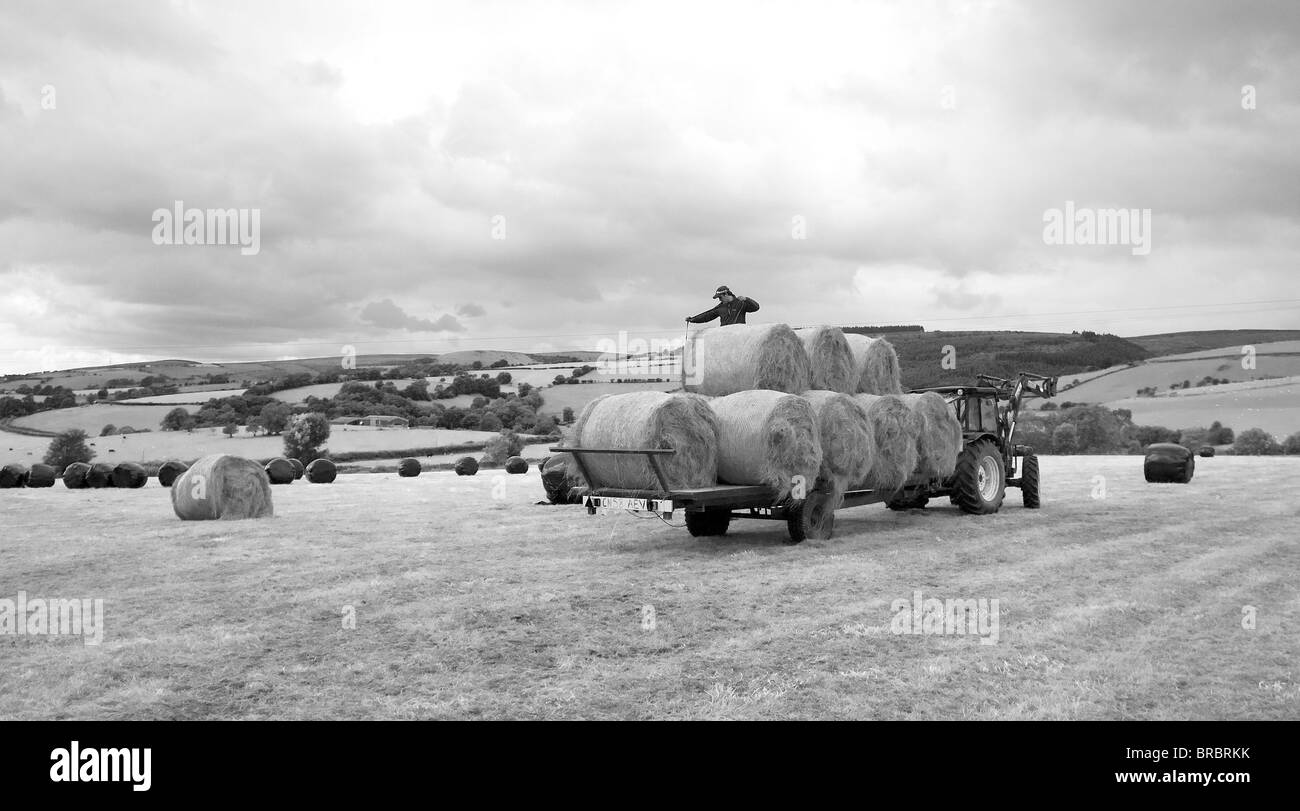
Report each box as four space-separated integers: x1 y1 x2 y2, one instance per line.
551 372 1057 544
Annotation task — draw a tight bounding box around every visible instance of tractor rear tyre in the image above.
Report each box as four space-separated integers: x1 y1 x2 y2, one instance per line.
1021 453 1041 508
786 490 835 543
951 438 1006 515
685 511 732 537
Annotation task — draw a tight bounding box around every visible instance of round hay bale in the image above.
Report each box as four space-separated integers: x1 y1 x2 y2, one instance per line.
454 456 479 476
1144 443 1194 484
706 390 821 501
0 463 28 488
843 334 903 395
504 456 529 474
572 391 719 490
111 462 148 489
794 326 858 393
157 460 188 487
853 394 921 494
264 457 295 485
684 323 811 396
900 392 963 481
801 390 875 505
171 454 274 520
398 458 421 477
85 462 116 488
305 458 337 484
289 458 305 480
26 463 56 488
62 462 92 489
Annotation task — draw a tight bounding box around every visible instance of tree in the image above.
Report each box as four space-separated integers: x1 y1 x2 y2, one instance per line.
496 372 512 385
1178 427 1210 452
482 430 524 466
554 375 568 385
403 379 431 401
96 388 108 400
1207 421 1234 445
562 406 575 423
478 412 502 432
246 417 264 436
1051 423 1078 454
1233 428 1281 455
44 430 95 470
223 422 239 438
534 415 560 435
283 413 331 462
161 407 194 431
1282 432 1300 455
517 383 533 398
260 402 292 434
99 424 117 436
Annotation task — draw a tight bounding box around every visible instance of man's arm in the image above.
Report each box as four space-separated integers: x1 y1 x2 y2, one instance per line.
686 306 721 323
739 295 759 313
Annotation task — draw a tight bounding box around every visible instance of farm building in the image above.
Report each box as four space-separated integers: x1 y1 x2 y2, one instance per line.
331 415 410 428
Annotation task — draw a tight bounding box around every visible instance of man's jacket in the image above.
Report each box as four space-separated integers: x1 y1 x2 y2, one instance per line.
687 296 760 326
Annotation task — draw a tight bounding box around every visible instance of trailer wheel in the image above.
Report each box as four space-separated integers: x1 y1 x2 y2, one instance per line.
1020 453 1041 509
951 438 1005 515
685 511 731 537
786 491 834 543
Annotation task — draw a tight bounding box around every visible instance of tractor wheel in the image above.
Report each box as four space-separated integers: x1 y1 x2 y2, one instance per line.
685 511 731 537
886 492 930 510
1021 453 1041 509
951 438 1006 515
786 491 835 544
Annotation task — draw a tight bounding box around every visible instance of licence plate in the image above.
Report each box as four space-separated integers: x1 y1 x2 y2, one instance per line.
586 496 674 513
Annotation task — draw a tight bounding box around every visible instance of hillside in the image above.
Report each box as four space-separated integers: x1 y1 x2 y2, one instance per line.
1127 330 1300 356
888 330 1149 389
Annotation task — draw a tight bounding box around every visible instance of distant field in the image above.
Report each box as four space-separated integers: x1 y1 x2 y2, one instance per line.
536 381 681 415
119 388 249 405
1107 378 1300 437
1 456 1295 720
10 404 195 434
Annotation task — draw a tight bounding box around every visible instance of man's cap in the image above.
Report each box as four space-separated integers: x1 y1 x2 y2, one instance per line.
713 285 732 298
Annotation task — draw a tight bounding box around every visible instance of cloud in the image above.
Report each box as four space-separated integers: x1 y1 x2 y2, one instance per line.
359 299 464 332
456 302 486 317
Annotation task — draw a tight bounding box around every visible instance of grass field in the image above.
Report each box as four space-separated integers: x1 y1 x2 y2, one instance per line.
1 456 1295 720
1106 378 1300 437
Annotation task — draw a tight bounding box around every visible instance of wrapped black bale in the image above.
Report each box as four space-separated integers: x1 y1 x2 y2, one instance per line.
1144 443 1194 484
62 462 92 489
158 460 188 487
27 463 57 488
111 462 148 488
454 456 479 476
0 463 28 488
305 458 337 483
541 453 587 504
171 454 274 520
505 456 529 474
289 458 305 480
264 457 295 484
85 463 116 488
398 458 421 477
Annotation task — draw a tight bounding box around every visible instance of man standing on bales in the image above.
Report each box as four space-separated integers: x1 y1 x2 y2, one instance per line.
686 285 760 326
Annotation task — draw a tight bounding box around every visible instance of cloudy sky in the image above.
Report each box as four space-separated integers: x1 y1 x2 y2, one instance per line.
1 0 1297 374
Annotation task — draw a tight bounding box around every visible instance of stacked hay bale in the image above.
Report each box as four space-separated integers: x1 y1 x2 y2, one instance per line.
843 333 903 395
853 394 921 494
0 463 28 488
26 463 56 488
171 454 274 520
111 462 148 488
683 323 811 396
900 392 963 481
454 457 479 476
157 460 188 487
62 462 92 489
801 390 875 506
398 458 421 477
505 457 529 474
85 463 116 488
571 391 719 490
264 457 295 485
794 327 857 393
705 390 821 501
305 459 337 483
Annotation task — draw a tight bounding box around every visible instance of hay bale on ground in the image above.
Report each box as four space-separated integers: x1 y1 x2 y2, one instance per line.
111 462 148 488
801 390 875 505
157 460 188 487
900 392 963 481
0 463 28 488
289 458 305 480
1144 443 1194 484
305 459 337 483
264 457 295 484
62 462 92 489
171 454 274 520
505 456 529 474
571 391 719 490
853 394 921 494
706 390 821 501
843 333 903 395
540 453 585 503
684 323 811 396
398 458 421 477
26 463 56 488
794 327 858 393
454 456 479 476
85 463 116 488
